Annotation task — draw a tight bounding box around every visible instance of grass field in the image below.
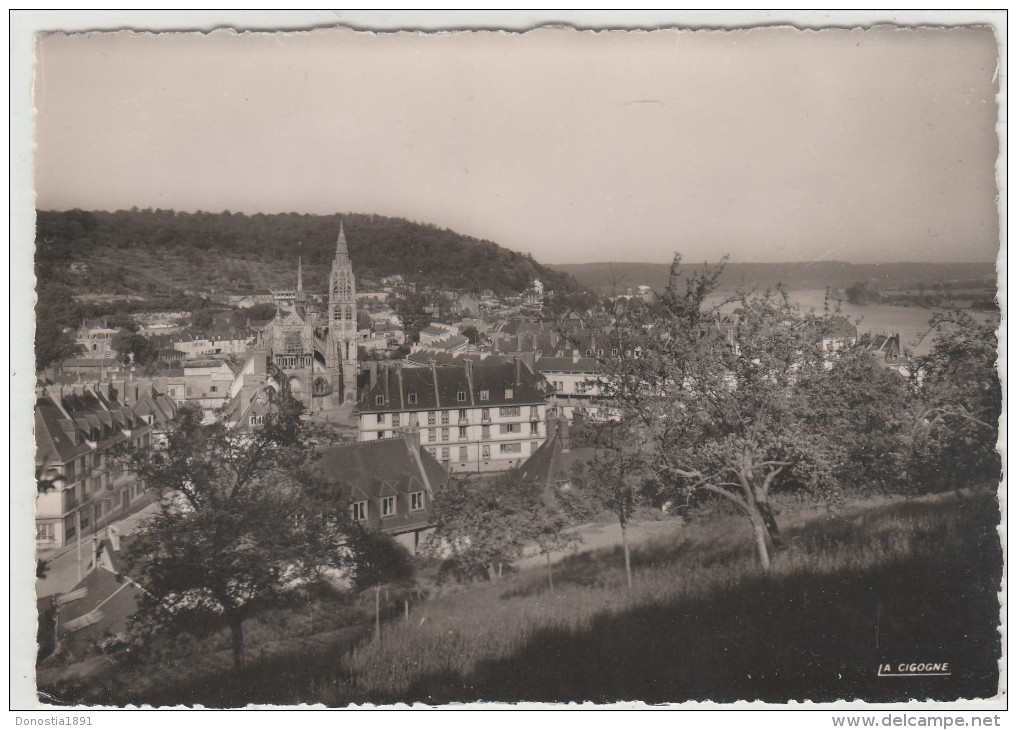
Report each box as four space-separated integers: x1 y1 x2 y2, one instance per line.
40 489 1002 707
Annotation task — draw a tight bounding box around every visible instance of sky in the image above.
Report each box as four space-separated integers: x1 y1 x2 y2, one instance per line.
32 21 1002 264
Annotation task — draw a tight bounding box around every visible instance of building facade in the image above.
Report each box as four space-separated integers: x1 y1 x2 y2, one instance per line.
257 224 359 411
35 384 164 551
357 359 551 472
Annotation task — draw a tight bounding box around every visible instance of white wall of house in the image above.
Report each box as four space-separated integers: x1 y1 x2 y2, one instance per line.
358 401 548 472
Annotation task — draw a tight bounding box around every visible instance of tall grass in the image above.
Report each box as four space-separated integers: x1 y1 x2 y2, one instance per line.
320 490 1001 705
41 489 1001 706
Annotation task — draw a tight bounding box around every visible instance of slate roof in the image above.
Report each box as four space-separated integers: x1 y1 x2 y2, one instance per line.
518 419 600 494
316 435 448 534
535 356 604 374
359 360 549 414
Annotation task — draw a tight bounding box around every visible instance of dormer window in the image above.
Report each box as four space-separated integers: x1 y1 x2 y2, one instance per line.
479 390 489 401
505 388 513 399
408 393 418 404
375 395 385 405
457 390 466 402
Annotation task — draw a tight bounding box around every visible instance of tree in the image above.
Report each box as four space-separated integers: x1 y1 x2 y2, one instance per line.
427 472 532 582
591 254 903 572
111 330 158 366
560 422 650 590
909 311 1001 491
845 281 880 305
119 396 351 672
461 325 480 345
35 283 82 370
796 347 915 494
389 290 432 344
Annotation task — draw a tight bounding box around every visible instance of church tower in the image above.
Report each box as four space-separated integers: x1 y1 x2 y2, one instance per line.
327 222 358 404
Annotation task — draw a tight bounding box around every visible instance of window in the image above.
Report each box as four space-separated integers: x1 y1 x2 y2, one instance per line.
209 385 217 393
481 408 491 422
378 431 386 440
482 444 491 460
376 413 385 424
499 406 520 417
381 496 395 517
459 446 468 462
392 413 401 427
457 390 466 402
428 429 436 443
250 415 264 426
458 426 467 439
458 409 468 422
530 421 540 435
36 523 55 541
555 381 564 392
500 443 522 454
441 447 450 460
408 412 418 426
531 441 539 452
482 425 491 439
441 428 449 442
505 388 513 399
441 411 450 425
529 406 539 419
427 448 437 458
408 393 418 404
479 390 489 401
350 501 367 522
410 492 424 511
500 423 520 434
427 411 436 426
376 395 385 405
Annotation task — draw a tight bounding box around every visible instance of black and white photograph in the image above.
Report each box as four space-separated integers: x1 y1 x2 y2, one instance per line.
12 10 1005 714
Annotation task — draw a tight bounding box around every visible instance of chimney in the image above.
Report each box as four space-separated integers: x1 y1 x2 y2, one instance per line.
514 357 521 386
368 361 379 388
396 362 405 410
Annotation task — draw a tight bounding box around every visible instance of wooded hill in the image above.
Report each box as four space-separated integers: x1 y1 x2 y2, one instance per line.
552 260 999 296
35 209 580 297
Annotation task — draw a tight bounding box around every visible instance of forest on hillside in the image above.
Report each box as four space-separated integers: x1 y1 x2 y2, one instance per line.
35 209 579 296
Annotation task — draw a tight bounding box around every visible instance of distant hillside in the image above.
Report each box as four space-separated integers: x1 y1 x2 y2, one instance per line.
551 261 998 295
35 209 580 297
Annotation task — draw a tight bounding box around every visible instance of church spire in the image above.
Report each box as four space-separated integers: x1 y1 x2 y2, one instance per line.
297 242 303 293
336 221 348 258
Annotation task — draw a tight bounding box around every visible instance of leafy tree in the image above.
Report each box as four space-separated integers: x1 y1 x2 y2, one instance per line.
389 290 432 344
119 397 351 672
111 331 158 366
35 283 82 370
190 309 216 331
592 254 909 572
909 311 1001 491
561 422 651 589
427 472 533 582
461 325 480 345
346 529 415 592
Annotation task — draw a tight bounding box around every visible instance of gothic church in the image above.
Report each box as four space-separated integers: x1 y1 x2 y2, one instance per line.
258 224 359 412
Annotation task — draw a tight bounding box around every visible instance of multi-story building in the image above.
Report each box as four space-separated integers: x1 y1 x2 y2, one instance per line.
535 352 614 422
34 383 167 551
357 359 551 472
74 323 119 358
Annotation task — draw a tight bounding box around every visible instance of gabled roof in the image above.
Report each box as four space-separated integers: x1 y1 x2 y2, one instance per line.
316 435 447 534
519 420 600 491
